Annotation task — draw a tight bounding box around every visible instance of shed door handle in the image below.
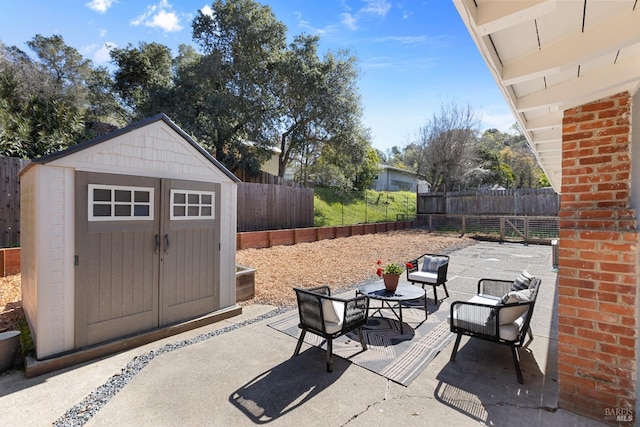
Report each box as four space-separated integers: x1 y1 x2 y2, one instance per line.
154 234 160 253
164 234 170 252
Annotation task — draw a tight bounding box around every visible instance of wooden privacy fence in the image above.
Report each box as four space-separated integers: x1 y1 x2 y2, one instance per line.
237 182 314 232
418 188 559 216
234 169 303 187
0 157 30 247
0 157 313 246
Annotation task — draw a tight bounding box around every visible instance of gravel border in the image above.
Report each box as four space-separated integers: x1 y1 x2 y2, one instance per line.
52 307 290 427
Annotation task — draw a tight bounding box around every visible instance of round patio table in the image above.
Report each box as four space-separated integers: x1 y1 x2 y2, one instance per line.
357 282 427 334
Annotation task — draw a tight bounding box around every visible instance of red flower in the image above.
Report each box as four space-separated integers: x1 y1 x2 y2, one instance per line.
376 260 382 265
406 262 414 269
376 267 383 277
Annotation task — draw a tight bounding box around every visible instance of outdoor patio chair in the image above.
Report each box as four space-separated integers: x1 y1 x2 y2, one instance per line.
449 275 541 383
293 286 369 372
406 253 450 303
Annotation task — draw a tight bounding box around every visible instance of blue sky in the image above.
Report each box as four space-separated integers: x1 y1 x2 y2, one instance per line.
0 0 515 153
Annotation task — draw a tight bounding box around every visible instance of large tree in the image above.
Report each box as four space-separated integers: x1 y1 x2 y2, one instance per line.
26 34 93 104
190 0 287 168
0 36 91 157
110 42 174 117
273 34 368 184
476 127 549 188
414 102 480 192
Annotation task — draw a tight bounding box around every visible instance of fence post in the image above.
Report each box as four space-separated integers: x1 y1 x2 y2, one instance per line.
500 217 505 241
341 191 345 225
364 190 368 224
385 191 389 222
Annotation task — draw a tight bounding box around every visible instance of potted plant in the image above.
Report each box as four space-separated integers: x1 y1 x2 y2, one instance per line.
376 260 404 292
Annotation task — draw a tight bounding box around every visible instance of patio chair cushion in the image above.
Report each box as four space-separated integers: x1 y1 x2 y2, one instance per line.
511 270 533 291
321 298 345 324
498 315 526 341
408 270 438 284
421 255 447 273
496 289 534 325
452 297 525 341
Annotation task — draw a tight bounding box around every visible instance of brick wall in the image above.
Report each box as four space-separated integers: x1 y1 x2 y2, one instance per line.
558 91 639 422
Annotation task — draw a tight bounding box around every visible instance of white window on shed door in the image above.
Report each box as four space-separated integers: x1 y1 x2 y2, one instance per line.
88 184 154 221
170 190 215 220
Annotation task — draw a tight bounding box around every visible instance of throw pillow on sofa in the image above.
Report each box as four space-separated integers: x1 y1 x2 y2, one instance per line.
421 256 446 273
511 270 533 291
486 287 533 325
497 288 533 325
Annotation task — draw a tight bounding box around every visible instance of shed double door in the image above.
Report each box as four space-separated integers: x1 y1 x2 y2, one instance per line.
75 172 220 348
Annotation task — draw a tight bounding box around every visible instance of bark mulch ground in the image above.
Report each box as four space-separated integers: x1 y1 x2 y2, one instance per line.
0 230 475 331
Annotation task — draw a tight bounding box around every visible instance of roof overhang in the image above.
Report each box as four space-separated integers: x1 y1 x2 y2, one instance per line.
452 0 640 192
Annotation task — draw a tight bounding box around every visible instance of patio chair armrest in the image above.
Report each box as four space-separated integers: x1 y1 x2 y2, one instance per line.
406 258 419 273
450 300 499 337
303 285 331 296
343 295 369 326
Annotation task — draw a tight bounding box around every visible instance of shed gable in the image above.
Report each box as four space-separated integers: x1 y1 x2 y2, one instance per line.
50 121 231 182
24 114 239 184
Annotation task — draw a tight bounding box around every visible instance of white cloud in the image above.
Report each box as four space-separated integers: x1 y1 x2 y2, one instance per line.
293 11 338 36
80 43 98 56
86 0 116 14
338 0 391 31
131 0 183 32
374 35 429 45
200 4 213 17
149 9 182 32
99 28 107 37
360 0 391 17
94 42 117 64
340 13 358 30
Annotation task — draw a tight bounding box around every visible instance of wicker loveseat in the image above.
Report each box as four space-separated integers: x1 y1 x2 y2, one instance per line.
449 273 541 383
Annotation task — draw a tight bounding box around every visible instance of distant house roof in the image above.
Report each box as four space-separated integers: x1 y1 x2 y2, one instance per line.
378 163 418 177
378 164 424 179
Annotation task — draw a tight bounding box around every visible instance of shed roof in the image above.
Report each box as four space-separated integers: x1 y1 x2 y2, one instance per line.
453 0 640 192
21 113 240 182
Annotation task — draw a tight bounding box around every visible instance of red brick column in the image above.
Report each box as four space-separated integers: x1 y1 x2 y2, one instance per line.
558 91 639 423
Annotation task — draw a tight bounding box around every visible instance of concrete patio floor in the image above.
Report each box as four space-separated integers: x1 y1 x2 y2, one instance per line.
0 241 608 426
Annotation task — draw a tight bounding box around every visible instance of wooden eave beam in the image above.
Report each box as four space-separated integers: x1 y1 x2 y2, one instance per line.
473 0 556 35
515 54 640 112
503 11 640 86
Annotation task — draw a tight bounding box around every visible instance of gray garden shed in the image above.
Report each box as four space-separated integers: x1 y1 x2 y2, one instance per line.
20 114 240 360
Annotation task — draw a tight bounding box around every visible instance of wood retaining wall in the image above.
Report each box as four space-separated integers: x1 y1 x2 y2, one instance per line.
236 221 414 250
0 221 415 274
